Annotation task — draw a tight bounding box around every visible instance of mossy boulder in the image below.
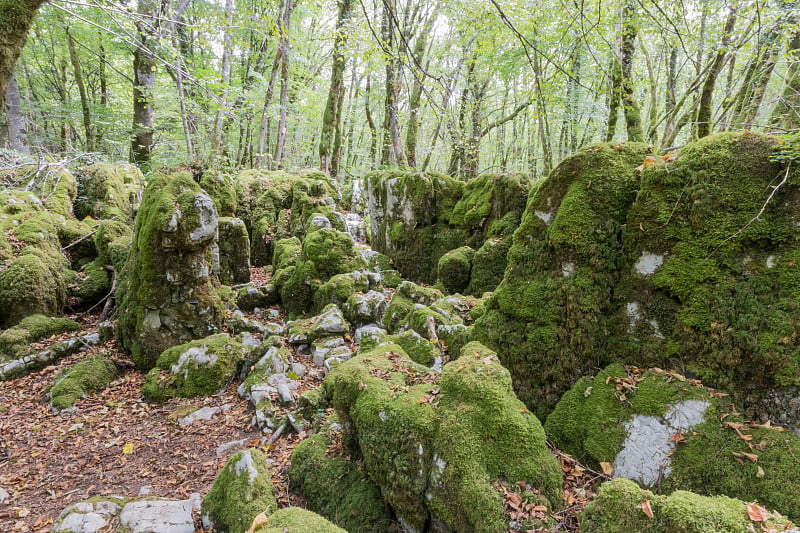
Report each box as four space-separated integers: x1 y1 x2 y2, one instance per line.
0 246 69 327
289 415 398 532
141 333 246 402
472 141 651 417
616 132 800 421
254 508 347 533
279 229 367 315
74 162 144 221
287 304 350 345
0 314 81 361
381 280 442 333
437 246 475 294
366 170 467 283
200 169 238 217
546 364 800 521
235 169 340 267
93 219 132 272
467 237 511 295
73 258 111 303
580 478 795 533
202 449 278 533
59 218 98 268
116 171 225 370
48 356 118 411
324 341 562 532
217 217 251 285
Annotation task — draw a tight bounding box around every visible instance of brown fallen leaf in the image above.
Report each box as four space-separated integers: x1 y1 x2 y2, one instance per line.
245 512 269 533
600 461 614 476
669 432 685 444
746 502 769 522
639 499 654 518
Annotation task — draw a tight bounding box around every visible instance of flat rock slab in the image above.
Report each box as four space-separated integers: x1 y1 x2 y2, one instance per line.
119 494 201 533
613 399 709 487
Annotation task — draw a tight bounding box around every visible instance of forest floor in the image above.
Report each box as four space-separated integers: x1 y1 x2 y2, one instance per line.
0 304 600 533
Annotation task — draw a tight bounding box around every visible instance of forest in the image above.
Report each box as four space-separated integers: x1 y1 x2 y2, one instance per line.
1 0 798 176
2 0 800 533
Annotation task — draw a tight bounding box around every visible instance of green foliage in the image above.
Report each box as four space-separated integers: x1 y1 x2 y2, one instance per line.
49 356 118 411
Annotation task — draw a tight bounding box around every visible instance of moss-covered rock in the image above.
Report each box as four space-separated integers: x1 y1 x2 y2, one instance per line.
74 162 143 221
73 258 111 303
0 314 81 361
546 364 800 521
49 356 118 410
200 169 238 217
59 218 98 268
280 229 367 315
93 219 132 272
287 304 350 345
217 217 250 285
472 142 650 417
580 478 795 533
202 449 278 533
116 171 224 370
467 237 511 295
437 246 475 294
141 333 245 402
381 281 442 333
289 415 398 532
324 341 562 532
254 507 347 533
0 246 69 327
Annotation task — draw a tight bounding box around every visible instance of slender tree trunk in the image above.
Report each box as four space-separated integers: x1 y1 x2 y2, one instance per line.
212 0 234 156
2 74 28 153
319 0 354 175
696 9 737 139
405 12 435 168
66 28 93 151
620 0 643 142
381 0 405 167
771 28 800 129
364 70 377 167
0 0 46 112
131 0 159 167
274 0 295 166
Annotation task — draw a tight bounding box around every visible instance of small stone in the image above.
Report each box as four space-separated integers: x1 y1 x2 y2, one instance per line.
138 486 152 496
216 438 249 457
119 495 199 533
0 487 9 503
277 383 295 406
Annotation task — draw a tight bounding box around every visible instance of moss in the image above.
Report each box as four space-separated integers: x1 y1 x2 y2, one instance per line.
93 219 132 270
580 478 795 533
202 449 278 533
141 334 245 402
314 272 371 314
473 142 649 418
74 162 143 221
437 246 475 294
382 281 443 333
289 415 398 532
390 330 439 366
199 169 237 217
0 314 81 360
116 171 224 370
0 246 69 327
59 218 98 268
617 132 800 405
217 217 251 285
49 356 117 410
324 341 561 532
271 237 301 271
74 258 111 302
254 507 347 533
450 173 532 242
669 404 800 521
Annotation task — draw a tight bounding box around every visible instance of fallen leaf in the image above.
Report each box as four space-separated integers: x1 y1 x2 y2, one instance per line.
122 442 134 454
639 499 654 518
245 512 269 533
756 466 765 478
600 462 613 476
746 502 769 522
669 432 685 444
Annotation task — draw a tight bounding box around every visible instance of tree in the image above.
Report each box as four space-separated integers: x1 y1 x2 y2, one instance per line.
131 0 160 167
0 0 46 112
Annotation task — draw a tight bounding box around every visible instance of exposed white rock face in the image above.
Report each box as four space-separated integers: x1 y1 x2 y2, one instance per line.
535 211 554 225
119 494 200 533
634 252 664 275
613 399 710 487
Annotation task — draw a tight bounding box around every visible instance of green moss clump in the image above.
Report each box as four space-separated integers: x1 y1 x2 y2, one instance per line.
382 281 443 333
199 169 238 217
49 356 118 411
289 415 398 532
202 449 278 533
0 314 81 360
473 142 649 418
271 237 302 271
437 246 475 294
74 162 143 221
580 478 795 533
141 334 245 402
58 218 98 268
74 258 111 302
324 341 561 532
467 237 511 295
254 507 348 533
93 219 132 272
0 246 69 327
390 330 439 366
314 272 371 314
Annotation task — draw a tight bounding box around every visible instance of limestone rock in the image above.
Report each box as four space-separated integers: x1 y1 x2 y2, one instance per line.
436 246 475 294
73 162 144 221
342 289 388 326
116 172 225 370
201 449 277 533
141 334 246 402
287 304 350 345
119 495 200 533
52 498 123 533
217 217 251 285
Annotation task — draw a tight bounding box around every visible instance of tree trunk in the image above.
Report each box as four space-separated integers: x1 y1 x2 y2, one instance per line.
381 0 405 167
0 0 46 113
319 0 354 175
131 0 159 167
2 74 28 153
273 0 295 166
696 9 737 139
212 0 234 157
771 28 800 129
405 12 435 168
66 28 93 151
364 70 378 167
